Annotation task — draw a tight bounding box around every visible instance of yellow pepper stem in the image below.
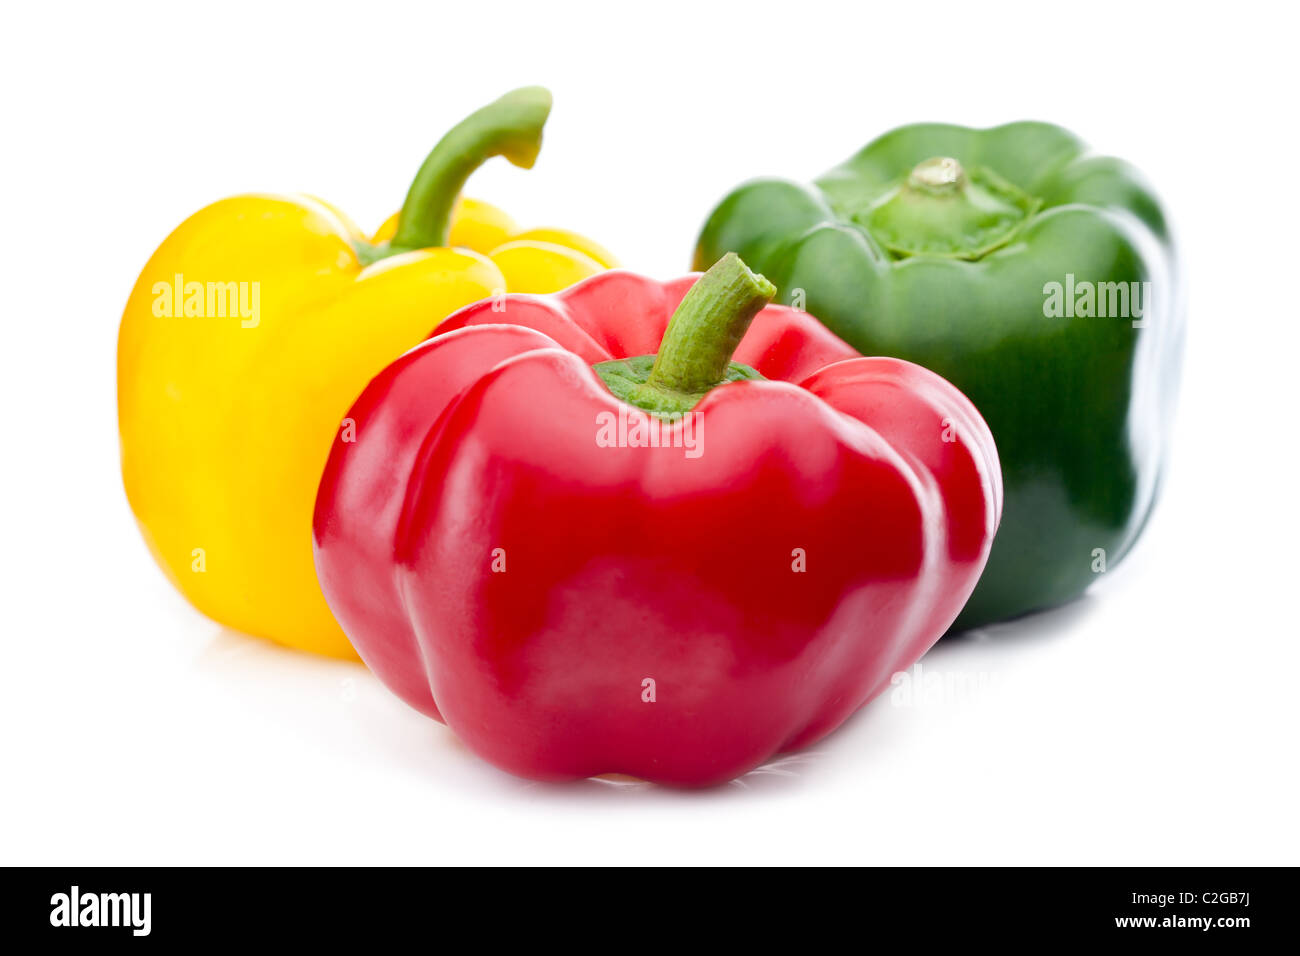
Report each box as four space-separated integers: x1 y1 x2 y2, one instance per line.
366 86 551 262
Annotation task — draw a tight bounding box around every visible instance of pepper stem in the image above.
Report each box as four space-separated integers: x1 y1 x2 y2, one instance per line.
908 156 966 192
385 86 552 254
647 253 776 395
863 155 1041 260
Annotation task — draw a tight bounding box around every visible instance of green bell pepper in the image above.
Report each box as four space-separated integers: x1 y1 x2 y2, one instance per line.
694 122 1183 629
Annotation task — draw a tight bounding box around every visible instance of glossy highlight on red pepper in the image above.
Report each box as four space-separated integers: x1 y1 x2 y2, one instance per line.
312 257 1003 786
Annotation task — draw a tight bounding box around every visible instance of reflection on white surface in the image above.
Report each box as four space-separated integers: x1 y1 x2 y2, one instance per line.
183 592 1103 801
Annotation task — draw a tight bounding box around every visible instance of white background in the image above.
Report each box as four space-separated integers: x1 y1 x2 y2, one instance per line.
2 0 1297 865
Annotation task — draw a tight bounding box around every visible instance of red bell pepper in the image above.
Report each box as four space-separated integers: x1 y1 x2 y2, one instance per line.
313 254 1002 786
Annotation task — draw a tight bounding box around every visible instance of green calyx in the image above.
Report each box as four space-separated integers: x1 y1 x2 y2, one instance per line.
594 253 775 418
354 86 552 266
596 355 764 417
861 156 1041 260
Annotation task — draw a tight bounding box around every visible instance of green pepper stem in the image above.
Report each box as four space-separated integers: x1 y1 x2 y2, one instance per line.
864 155 1040 261
908 156 966 192
387 86 552 252
647 253 776 395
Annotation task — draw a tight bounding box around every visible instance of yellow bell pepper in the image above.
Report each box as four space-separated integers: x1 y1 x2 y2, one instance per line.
117 87 614 658
373 200 618 287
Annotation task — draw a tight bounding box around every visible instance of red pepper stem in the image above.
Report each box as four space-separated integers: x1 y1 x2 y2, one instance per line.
388 86 553 252
647 253 776 396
